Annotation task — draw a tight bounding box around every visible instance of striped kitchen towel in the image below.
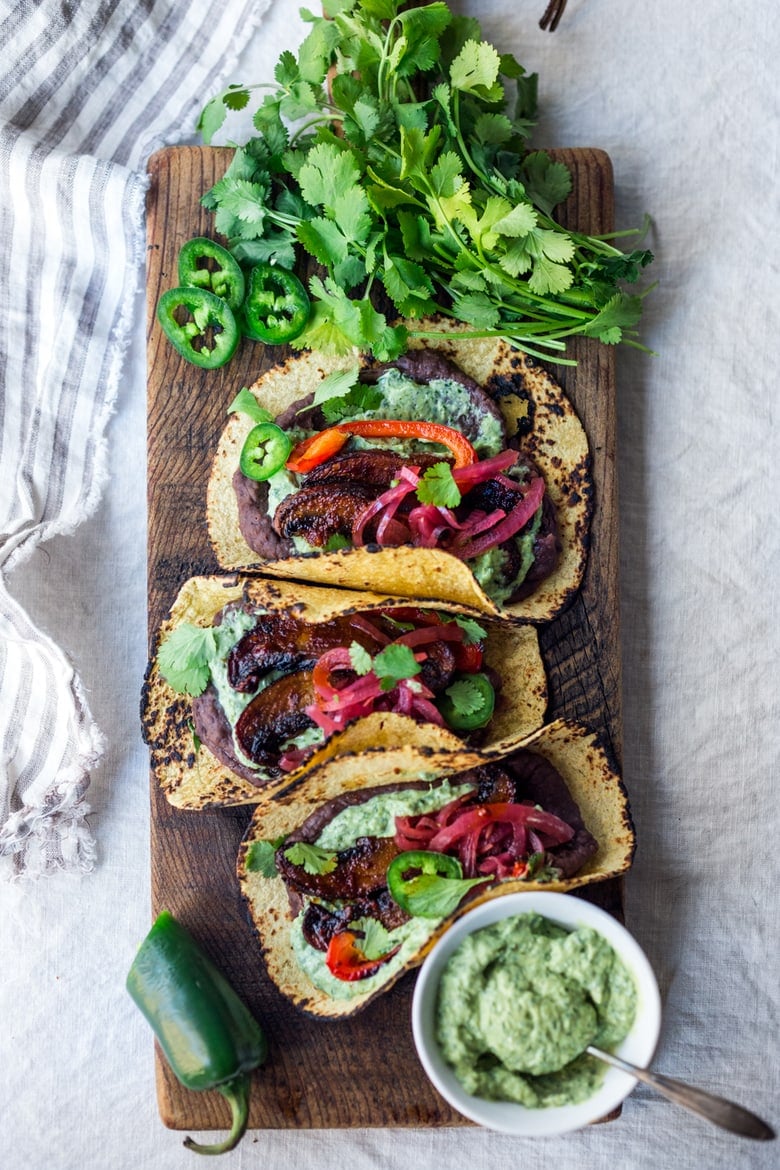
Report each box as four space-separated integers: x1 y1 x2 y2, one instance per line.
0 0 271 877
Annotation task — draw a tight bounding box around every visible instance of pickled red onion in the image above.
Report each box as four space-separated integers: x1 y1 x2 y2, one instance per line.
452 449 518 489
453 476 545 560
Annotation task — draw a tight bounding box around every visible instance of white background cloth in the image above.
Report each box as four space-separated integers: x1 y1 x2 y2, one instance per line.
2 1 778 1167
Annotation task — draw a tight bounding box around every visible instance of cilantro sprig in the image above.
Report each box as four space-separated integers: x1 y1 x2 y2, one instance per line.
227 386 274 424
283 842 338 875
442 675 487 717
245 835 288 877
349 639 421 691
197 0 654 363
351 916 396 961
157 618 249 696
416 461 460 507
157 623 217 696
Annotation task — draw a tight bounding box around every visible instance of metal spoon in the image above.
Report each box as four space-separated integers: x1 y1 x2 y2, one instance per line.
586 1046 775 1141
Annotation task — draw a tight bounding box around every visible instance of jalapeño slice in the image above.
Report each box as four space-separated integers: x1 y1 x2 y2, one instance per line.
177 236 246 311
157 287 239 369
241 263 310 344
437 672 496 732
386 850 464 915
239 423 293 482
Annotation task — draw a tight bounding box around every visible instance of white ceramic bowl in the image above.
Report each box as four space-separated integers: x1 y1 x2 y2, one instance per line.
411 891 661 1136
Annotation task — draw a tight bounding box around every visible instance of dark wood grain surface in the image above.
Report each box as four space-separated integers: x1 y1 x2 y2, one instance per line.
145 145 623 1130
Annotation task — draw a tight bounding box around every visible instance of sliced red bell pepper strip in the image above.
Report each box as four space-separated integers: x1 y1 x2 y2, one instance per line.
285 428 351 474
286 419 478 474
324 930 400 982
452 640 484 673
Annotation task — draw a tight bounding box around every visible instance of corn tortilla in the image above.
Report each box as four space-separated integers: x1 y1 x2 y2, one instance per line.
141 574 549 810
206 328 592 623
237 718 634 1018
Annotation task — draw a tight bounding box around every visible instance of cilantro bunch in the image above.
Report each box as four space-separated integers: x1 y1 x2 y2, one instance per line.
198 0 653 361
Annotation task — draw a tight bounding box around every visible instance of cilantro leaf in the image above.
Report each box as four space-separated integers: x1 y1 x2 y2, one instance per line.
451 291 501 329
520 152 572 216
360 0 397 21
297 19 341 84
491 201 538 239
397 872 486 918
450 269 488 294
283 842 337 875
397 1 452 39
279 81 321 121
298 143 362 212
333 187 373 245
443 676 487 717
447 614 487 643
429 151 464 198
352 916 395 960
223 85 251 112
400 125 443 180
291 302 358 357
245 835 287 877
227 387 274 424
333 254 369 293
416 462 461 507
274 50 299 87
346 95 382 143
197 96 227 145
582 249 655 286
428 85 455 143
293 275 407 361
450 39 502 101
395 34 439 77
396 211 434 261
321 383 382 424
474 112 514 145
372 643 420 688
324 533 352 551
382 255 436 317
379 615 415 633
213 177 269 229
231 233 297 271
297 216 350 266
581 293 644 344
349 641 374 676
310 365 361 408
157 623 215 696
528 254 574 296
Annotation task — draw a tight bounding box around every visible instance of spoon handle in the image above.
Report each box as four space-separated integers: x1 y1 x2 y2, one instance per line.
586 1047 775 1141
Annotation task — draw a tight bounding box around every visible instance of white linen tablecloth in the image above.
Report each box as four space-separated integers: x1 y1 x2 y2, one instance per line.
2 1 778 1167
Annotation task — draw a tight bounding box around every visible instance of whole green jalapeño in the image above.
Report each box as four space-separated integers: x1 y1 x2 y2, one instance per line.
126 910 268 1155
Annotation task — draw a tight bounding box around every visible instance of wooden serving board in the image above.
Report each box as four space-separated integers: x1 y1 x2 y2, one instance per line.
145 145 623 1130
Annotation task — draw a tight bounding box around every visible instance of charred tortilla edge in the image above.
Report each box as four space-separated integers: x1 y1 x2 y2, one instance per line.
141 574 548 810
206 327 591 624
236 718 634 1019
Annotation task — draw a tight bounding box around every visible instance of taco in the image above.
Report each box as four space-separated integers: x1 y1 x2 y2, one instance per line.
141 575 548 810
237 719 634 1019
206 332 592 622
